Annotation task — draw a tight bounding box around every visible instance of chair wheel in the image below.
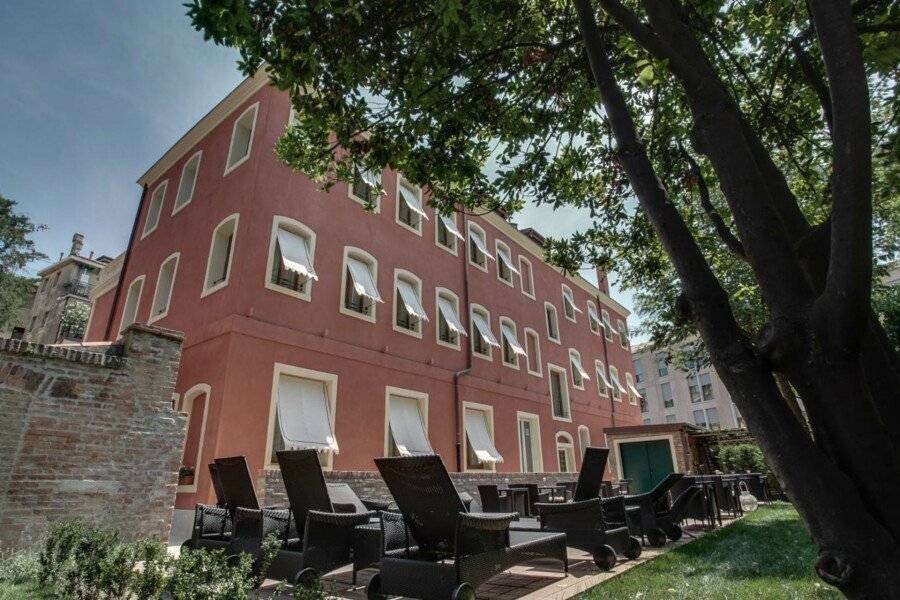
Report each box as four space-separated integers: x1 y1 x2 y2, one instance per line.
623 536 642 560
294 567 319 588
452 582 475 600
592 544 617 570
367 573 386 600
180 539 195 552
664 523 683 541
648 528 668 547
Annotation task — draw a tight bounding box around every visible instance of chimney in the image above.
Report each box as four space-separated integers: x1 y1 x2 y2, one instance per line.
70 233 84 256
88 251 94 259
595 266 610 295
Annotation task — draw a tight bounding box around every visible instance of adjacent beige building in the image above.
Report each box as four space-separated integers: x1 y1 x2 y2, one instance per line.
631 341 745 430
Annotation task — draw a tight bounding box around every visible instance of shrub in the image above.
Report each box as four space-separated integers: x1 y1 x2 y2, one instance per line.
0 550 40 585
716 443 766 473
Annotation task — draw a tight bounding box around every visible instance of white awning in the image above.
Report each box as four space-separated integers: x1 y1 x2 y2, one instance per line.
496 247 520 275
611 372 628 395
398 185 428 219
596 366 614 390
276 228 318 280
347 257 383 302
472 312 500 348
571 354 591 381
359 166 380 188
277 375 339 452
388 395 433 456
397 279 428 321
628 382 643 398
469 229 495 260
501 323 527 356
438 297 468 336
439 215 465 241
464 410 503 464
564 294 583 314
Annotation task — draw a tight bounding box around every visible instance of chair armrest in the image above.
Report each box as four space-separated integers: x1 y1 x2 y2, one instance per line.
362 499 392 512
332 502 358 514
459 512 517 531
307 509 376 528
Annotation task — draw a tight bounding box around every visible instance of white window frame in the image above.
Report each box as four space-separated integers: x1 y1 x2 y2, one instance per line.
201 213 240 298
173 151 202 215
524 327 542 377
518 256 535 299
617 319 630 349
499 316 520 370
469 303 494 361
569 348 586 390
395 175 425 236
548 363 572 422
141 180 168 239
587 301 601 336
495 240 515 287
435 209 459 256
392 269 425 338
339 246 380 323
625 372 639 405
223 102 259 176
148 252 180 324
609 365 623 402
383 386 430 457
264 363 338 470
578 425 591 460
601 308 614 341
177 383 212 493
561 284 579 323
467 222 490 272
462 401 497 473
265 215 317 302
595 359 610 398
348 165 382 212
435 287 463 351
556 432 576 473
117 275 145 336
544 302 561 344
517 411 544 473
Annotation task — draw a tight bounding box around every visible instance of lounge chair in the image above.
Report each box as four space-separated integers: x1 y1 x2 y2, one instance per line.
369 455 568 600
604 473 686 546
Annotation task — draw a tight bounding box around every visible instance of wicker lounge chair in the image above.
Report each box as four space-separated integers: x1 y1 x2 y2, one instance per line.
369 455 568 600
605 473 686 546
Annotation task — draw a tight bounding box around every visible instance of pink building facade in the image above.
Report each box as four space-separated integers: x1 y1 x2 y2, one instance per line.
86 71 641 509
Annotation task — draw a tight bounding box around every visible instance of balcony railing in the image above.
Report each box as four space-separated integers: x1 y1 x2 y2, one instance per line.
62 280 94 298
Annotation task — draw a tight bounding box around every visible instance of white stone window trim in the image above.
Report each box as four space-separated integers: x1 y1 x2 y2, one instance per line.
518 256 535 299
223 102 259 176
556 432 576 473
264 215 318 302
117 274 145 336
339 246 381 323
495 240 517 287
547 362 572 422
141 180 168 239
523 327 543 377
435 209 462 256
148 252 180 324
625 372 641 406
569 348 590 390
577 425 591 461
594 359 612 398
516 411 544 473
587 301 602 336
462 401 500 472
561 284 581 323
392 269 426 338
469 303 499 361
201 213 240 298
172 150 202 216
617 319 630 349
609 365 625 402
435 287 465 351
467 222 492 272
395 175 427 236
348 164 383 213
383 386 431 457
499 316 524 370
601 308 614 341
177 383 212 493
544 302 561 344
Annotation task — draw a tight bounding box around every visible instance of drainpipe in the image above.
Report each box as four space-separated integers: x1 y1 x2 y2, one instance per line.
454 212 473 472
104 184 147 341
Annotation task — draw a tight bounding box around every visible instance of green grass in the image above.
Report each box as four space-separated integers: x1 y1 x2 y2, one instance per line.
0 581 51 600
581 503 841 600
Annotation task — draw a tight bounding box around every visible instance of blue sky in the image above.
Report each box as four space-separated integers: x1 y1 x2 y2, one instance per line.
1 1 642 337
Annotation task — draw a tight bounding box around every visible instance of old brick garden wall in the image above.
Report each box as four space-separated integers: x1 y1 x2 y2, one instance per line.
0 324 186 549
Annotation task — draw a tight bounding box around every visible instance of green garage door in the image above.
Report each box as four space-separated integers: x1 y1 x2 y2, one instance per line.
619 439 675 494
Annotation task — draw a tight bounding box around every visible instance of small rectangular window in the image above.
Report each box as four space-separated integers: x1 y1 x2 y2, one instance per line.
437 293 466 347
519 258 534 297
344 256 381 317
142 182 167 238
204 216 238 293
150 254 179 321
174 152 201 213
225 104 258 173
545 304 559 341
657 355 669 377
396 179 426 233
549 367 570 419
351 165 381 208
661 382 674 408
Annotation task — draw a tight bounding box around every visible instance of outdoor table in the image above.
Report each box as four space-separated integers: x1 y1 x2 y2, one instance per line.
538 484 569 502
695 475 723 527
498 486 530 516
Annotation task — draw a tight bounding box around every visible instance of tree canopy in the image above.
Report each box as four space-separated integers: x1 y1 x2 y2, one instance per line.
0 194 44 330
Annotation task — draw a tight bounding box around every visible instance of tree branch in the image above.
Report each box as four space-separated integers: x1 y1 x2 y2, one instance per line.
789 39 834 133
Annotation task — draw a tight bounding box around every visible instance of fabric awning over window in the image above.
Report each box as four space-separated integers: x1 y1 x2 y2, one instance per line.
464 409 503 464
397 279 429 321
627 382 643 398
359 166 380 188
469 229 495 260
596 366 614 390
398 185 428 219
277 375 339 452
564 293 583 314
571 354 591 381
472 312 501 347
347 257 383 302
496 247 520 275
388 395 433 456
439 215 466 241
276 228 318 280
438 297 468 336
501 323 527 356
611 372 628 395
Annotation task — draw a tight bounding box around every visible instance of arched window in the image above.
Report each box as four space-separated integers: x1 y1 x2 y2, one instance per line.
556 433 575 473
149 252 180 323
202 214 239 296
340 247 382 322
178 384 211 493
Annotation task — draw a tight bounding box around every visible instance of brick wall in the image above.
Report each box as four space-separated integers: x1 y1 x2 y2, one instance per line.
0 324 186 549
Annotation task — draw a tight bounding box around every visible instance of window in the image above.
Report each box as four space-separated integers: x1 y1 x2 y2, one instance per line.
349 165 382 210
499 317 525 368
617 319 630 348
396 176 426 234
661 382 675 408
693 407 719 430
634 358 645 384
149 253 179 323
266 217 318 301
693 409 706 428
548 364 571 420
436 211 463 254
202 214 239 296
545 302 560 343
467 223 492 271
733 404 745 429
578 425 591 459
595 360 612 397
470 304 499 360
587 302 601 335
657 355 669 377
519 257 534 298
625 372 641 405
561 285 580 322
385 388 432 456
495 241 517 286
601 309 614 341
643 418 652 425
665 414 677 424
609 365 625 402
340 248 382 322
640 396 648 413
141 181 167 238
569 349 590 390
436 288 466 349
700 372 714 400
524 328 542 376
518 413 542 473
556 433 575 473
118 275 145 336
173 151 201 214
464 404 502 471
267 364 338 469
177 384 211 493
224 103 258 174
393 270 428 337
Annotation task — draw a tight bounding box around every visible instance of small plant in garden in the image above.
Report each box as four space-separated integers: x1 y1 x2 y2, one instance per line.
0 549 40 585
716 443 767 474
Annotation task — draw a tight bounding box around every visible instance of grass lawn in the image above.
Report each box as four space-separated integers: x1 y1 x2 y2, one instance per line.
581 503 841 600
0 581 50 600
